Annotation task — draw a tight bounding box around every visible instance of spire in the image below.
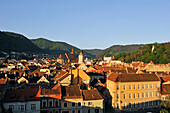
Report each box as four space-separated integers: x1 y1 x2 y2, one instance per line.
58 54 62 59
78 50 83 64
79 50 83 55
71 49 74 54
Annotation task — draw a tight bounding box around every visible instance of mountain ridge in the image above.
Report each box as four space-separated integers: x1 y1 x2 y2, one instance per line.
0 31 169 61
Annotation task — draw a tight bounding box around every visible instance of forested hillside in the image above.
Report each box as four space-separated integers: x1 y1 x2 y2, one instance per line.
0 31 42 53
115 42 170 64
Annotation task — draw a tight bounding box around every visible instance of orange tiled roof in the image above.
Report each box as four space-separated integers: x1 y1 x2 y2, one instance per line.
162 76 170 82
107 73 160 82
0 78 7 84
3 88 40 102
82 89 103 100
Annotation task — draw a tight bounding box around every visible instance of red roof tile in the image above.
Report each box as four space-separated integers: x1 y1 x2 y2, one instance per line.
3 88 40 102
0 78 7 84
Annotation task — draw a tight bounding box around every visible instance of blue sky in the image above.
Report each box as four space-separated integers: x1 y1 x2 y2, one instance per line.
0 0 170 49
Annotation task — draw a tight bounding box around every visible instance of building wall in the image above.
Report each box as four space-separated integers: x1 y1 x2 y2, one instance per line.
107 80 161 111
71 69 90 85
161 94 170 108
40 98 60 113
3 101 40 113
82 100 104 113
61 98 83 113
78 55 83 64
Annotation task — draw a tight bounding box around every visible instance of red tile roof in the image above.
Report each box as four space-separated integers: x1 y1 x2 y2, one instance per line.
162 84 170 95
0 78 7 84
161 76 170 82
3 88 40 102
149 60 154 65
107 73 160 82
107 72 119 82
82 89 103 100
62 85 82 99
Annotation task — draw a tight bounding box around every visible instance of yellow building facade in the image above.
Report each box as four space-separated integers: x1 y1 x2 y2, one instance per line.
107 73 161 112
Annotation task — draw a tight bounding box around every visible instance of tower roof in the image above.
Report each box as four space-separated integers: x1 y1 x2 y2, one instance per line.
79 50 83 55
71 49 74 54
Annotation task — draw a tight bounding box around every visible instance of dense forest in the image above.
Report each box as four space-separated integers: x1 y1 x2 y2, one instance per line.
114 42 170 64
0 31 42 53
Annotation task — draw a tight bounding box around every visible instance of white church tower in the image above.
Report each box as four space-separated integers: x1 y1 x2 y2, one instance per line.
78 50 83 64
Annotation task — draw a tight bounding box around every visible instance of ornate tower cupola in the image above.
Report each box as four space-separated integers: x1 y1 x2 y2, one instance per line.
78 50 83 64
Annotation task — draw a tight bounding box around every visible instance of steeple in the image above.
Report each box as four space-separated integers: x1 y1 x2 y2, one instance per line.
78 50 83 64
71 49 74 54
79 50 83 55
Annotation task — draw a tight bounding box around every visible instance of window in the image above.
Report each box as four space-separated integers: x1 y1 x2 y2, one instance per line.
142 93 144 98
116 85 119 90
146 92 149 97
155 84 158 88
49 99 53 107
146 101 149 106
133 85 136 89
142 101 145 107
129 102 131 108
64 102 67 107
129 94 131 99
55 99 59 107
123 94 126 99
31 104 36 111
133 93 136 98
142 84 144 89
138 93 140 98
138 101 141 107
18 105 21 111
133 102 136 108
42 100 47 108
123 85 126 90
150 92 153 97
95 109 99 113
88 109 90 113
150 84 153 89
146 84 148 89
138 85 140 89
9 105 14 111
129 85 132 90
156 92 159 97
123 103 126 109
156 100 160 105
88 102 92 105
72 110 75 113
21 105 24 111
116 94 119 99
149 101 152 106
78 110 81 113
78 102 81 106
116 102 119 109
72 102 76 107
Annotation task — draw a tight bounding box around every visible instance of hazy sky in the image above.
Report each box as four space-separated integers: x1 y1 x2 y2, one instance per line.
0 0 170 49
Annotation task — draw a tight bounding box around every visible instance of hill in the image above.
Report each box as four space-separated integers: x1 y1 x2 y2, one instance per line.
96 44 144 58
0 31 42 53
115 42 170 64
84 49 103 58
31 38 95 58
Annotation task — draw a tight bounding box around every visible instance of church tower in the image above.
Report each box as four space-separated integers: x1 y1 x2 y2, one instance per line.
71 49 74 54
78 50 83 64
